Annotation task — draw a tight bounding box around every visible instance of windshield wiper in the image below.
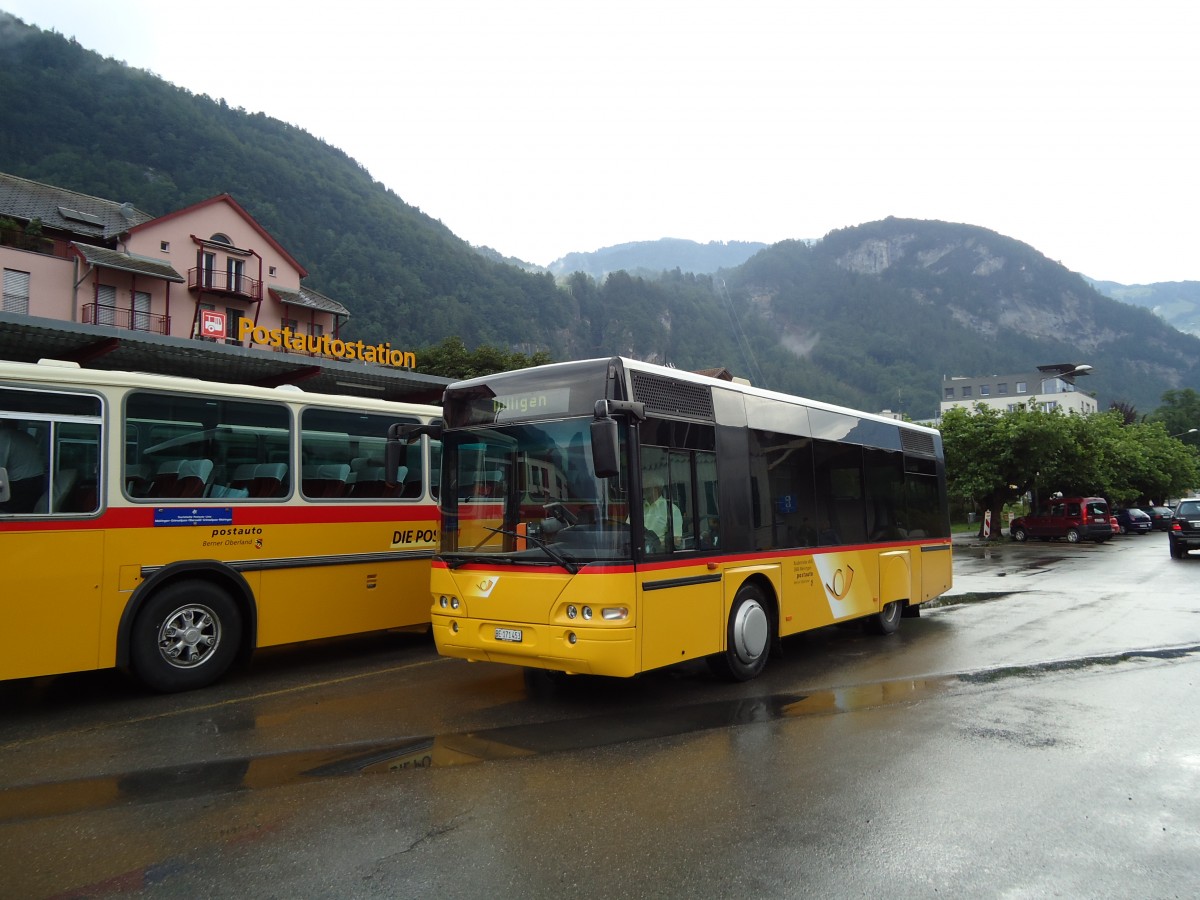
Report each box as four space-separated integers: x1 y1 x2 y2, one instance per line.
482 525 579 574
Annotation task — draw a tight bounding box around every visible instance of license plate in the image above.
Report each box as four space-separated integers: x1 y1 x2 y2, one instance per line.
494 627 523 643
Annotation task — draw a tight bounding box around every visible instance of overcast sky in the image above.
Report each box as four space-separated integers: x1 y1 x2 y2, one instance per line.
4 1 1198 284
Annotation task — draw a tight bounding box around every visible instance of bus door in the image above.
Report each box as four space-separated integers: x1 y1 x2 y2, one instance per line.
1 393 105 679
637 445 725 670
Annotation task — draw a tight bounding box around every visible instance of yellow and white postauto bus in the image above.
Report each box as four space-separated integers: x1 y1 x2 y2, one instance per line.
402 357 951 681
0 358 440 692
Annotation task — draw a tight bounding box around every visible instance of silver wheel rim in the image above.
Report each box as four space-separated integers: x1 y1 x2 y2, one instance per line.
157 603 221 669
732 599 769 664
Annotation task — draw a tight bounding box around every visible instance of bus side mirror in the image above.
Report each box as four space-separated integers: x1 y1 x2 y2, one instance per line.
0 467 9 504
385 422 442 486
590 417 619 478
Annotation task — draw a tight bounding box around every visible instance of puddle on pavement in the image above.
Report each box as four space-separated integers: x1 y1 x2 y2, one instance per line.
4 642 1199 823
925 591 1016 609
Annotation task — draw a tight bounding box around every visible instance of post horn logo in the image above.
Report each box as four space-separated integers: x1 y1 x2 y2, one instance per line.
824 565 855 601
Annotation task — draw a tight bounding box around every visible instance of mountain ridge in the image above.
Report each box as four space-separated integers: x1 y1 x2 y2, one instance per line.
1 12 1197 420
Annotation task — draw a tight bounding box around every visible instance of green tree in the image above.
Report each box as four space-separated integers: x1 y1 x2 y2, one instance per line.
941 405 1200 539
415 336 552 380
1150 389 1200 449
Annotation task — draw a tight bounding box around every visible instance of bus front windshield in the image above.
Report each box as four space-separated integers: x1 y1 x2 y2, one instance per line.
441 418 630 569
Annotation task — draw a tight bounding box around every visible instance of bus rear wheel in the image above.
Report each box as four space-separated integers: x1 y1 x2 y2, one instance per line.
130 580 242 693
865 599 904 635
709 583 771 682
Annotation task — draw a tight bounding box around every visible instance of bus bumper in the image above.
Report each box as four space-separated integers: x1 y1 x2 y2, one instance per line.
431 614 637 677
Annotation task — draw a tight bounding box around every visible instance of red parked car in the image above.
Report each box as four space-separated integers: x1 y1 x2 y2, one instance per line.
1009 496 1112 543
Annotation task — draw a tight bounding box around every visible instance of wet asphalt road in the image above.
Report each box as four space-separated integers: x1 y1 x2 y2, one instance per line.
1 531 1198 898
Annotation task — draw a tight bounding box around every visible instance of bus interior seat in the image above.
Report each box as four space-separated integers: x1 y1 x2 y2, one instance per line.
125 463 155 497
349 457 389 497
149 459 185 496
231 462 287 497
174 459 214 498
33 468 77 513
350 466 388 497
303 463 351 497
251 463 288 497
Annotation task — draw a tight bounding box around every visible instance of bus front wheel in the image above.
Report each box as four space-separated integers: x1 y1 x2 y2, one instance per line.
709 583 771 682
130 580 242 693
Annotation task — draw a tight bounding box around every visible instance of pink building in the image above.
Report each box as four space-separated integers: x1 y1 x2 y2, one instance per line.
1 172 346 343
0 172 441 402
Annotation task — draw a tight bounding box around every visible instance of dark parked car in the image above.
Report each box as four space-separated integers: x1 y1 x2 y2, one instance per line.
1010 496 1112 543
1168 498 1200 559
1114 507 1153 535
1137 505 1174 531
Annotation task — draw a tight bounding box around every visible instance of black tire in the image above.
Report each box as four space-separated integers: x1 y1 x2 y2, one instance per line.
130 580 242 693
865 600 904 635
1012 527 1028 542
1066 528 1081 543
1170 539 1184 559
708 583 772 682
1118 524 1127 535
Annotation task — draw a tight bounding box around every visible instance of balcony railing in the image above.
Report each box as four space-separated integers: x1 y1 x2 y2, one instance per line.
82 303 171 335
188 268 263 301
0 226 63 257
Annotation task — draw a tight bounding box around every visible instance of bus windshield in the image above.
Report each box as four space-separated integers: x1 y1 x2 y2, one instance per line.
441 417 631 568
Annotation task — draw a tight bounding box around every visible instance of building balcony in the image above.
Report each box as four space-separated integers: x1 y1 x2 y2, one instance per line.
188 267 263 301
0 225 63 257
82 303 171 335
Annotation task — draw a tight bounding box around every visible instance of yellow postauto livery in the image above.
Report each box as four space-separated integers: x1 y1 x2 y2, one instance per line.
0 359 440 692
417 357 952 682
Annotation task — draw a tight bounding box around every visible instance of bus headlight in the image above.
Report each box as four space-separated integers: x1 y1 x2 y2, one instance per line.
439 596 449 609
566 605 577 619
582 606 593 620
602 607 629 621
567 632 577 644
451 621 459 633
450 596 460 610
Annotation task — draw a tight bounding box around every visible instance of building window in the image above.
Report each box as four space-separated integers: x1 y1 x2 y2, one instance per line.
202 252 216 289
227 258 244 294
132 291 151 331
160 240 170 252
997 383 1008 394
225 307 243 345
269 266 277 277
1007 404 1019 412
281 317 298 334
308 322 324 338
944 387 955 400
980 385 990 396
95 284 117 326
1016 382 1027 394
961 386 972 398
2 268 30 314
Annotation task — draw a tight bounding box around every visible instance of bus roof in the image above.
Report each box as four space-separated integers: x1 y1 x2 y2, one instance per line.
0 358 440 417
445 355 940 437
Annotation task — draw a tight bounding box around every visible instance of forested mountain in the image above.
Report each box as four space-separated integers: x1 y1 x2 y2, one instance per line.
1086 278 1200 338
2 13 1198 419
547 239 770 280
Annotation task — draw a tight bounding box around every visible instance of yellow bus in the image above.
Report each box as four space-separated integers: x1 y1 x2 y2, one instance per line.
396 356 951 682
0 358 440 692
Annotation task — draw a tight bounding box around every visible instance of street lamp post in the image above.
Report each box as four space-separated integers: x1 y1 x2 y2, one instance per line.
1170 428 1198 438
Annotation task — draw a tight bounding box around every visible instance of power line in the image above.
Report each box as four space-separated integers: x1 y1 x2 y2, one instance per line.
718 278 767 388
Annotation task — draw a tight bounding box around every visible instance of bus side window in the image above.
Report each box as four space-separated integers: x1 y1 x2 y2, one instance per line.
2 395 101 516
0 418 48 513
